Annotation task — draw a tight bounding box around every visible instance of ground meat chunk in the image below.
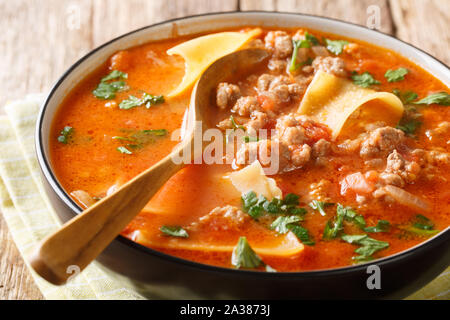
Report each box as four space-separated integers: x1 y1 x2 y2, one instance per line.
385 150 405 173
216 117 233 130
264 31 293 58
275 114 307 146
216 82 241 109
311 46 330 57
235 139 290 173
312 139 331 166
257 74 302 105
426 150 450 166
190 205 249 232
291 144 312 167
379 172 405 187
231 96 261 116
268 59 287 73
245 111 268 133
312 139 331 157
312 56 347 77
379 150 421 186
360 127 405 158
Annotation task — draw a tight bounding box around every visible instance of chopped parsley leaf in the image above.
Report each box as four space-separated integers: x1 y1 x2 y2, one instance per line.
289 39 312 72
113 129 168 152
241 191 306 219
351 71 381 88
57 126 74 144
384 68 409 82
119 92 165 109
393 89 418 104
160 225 189 238
265 265 277 272
305 32 320 45
309 200 334 216
270 216 302 234
396 119 422 135
341 234 389 262
323 204 347 239
402 214 440 237
231 236 263 269
100 70 128 82
324 39 349 55
363 220 390 233
413 92 450 106
287 224 315 246
93 70 128 100
116 146 132 154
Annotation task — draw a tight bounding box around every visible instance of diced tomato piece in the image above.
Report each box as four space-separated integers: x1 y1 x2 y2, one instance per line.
340 172 375 195
257 94 275 111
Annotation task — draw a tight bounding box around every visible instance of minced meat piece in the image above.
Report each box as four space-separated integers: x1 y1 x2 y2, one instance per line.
245 111 269 133
291 144 312 167
360 127 405 158
216 82 241 109
312 56 347 77
231 96 261 116
264 31 293 58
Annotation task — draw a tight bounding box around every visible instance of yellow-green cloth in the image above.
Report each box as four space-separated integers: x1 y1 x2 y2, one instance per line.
0 94 448 300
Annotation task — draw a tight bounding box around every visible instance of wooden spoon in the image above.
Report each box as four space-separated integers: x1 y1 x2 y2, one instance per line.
30 48 269 285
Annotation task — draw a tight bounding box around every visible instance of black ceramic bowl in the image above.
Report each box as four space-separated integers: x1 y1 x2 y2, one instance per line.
36 12 450 299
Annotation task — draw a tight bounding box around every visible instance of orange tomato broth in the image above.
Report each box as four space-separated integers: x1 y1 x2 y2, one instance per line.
50 27 450 271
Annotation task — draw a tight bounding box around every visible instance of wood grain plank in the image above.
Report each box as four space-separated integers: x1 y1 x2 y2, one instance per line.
240 0 394 34
91 0 238 48
0 215 43 299
0 0 94 102
389 0 450 65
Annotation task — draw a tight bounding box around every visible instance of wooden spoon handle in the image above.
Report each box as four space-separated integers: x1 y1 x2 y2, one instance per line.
30 156 184 285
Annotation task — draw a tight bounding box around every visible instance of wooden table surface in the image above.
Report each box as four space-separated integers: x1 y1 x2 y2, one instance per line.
0 0 448 300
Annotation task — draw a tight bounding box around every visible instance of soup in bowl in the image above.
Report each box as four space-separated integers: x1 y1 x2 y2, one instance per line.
37 12 450 299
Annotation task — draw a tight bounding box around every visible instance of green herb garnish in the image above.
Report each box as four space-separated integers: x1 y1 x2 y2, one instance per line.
402 214 440 236
351 71 381 88
384 68 409 82
393 89 418 104
287 224 315 246
309 200 334 216
93 70 128 99
244 136 259 143
413 92 450 106
324 39 348 55
241 191 306 219
341 234 389 262
57 126 74 144
230 115 245 130
116 146 132 154
265 265 277 272
396 119 422 135
119 92 165 109
160 225 189 238
231 236 263 269
363 220 390 233
113 129 168 152
270 216 302 234
289 39 311 72
305 32 320 45
322 204 347 239
100 70 128 82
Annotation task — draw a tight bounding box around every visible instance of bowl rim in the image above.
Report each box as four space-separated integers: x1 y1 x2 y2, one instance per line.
36 10 450 278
